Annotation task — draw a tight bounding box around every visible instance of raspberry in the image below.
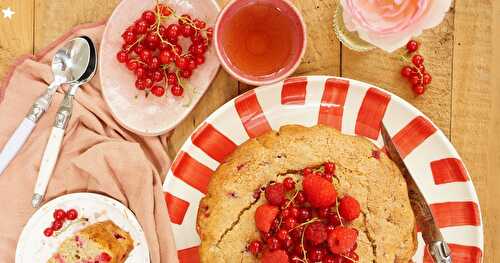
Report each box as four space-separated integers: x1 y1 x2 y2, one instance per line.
304 222 327 245
261 249 289 263
302 174 337 208
327 227 358 254
255 204 279 233
338 195 361 221
265 183 286 206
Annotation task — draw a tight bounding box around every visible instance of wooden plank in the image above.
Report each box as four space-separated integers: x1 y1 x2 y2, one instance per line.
341 6 455 136
239 0 342 94
451 0 500 261
33 0 120 50
0 0 34 80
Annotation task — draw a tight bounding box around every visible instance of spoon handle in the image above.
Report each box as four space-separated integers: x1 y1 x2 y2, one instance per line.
0 118 36 175
32 93 74 208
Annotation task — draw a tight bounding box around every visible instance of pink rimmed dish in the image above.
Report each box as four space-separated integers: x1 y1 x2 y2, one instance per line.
100 0 221 136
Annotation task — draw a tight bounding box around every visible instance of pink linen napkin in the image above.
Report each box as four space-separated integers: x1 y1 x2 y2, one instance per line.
0 22 178 263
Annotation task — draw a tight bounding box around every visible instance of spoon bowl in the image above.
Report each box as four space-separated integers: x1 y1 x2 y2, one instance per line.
52 37 92 84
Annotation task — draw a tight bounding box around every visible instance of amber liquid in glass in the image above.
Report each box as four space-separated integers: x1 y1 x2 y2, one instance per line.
221 2 295 77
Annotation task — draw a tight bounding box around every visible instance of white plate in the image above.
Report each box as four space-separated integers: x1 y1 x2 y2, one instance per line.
15 193 150 262
162 76 483 262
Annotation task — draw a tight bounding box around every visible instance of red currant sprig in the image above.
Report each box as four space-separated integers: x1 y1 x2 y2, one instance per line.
43 208 79 237
400 40 432 96
116 0 213 99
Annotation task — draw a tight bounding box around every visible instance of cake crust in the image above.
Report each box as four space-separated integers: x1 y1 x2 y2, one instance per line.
197 125 417 262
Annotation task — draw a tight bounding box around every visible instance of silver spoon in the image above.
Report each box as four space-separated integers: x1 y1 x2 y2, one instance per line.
0 38 91 175
32 36 97 208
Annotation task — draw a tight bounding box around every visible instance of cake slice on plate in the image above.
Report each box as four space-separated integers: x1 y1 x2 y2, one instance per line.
47 220 134 263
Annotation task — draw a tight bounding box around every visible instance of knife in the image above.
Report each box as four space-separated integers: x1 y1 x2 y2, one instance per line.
380 123 452 263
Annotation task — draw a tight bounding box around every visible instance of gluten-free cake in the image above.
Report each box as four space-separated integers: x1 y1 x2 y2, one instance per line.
197 125 417 262
47 220 134 263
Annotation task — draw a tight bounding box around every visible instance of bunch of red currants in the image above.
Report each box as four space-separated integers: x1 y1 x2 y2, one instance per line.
116 3 213 98
400 40 432 96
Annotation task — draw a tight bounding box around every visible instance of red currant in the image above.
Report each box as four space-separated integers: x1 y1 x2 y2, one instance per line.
145 33 160 48
206 27 214 40
171 44 182 55
423 73 432 85
133 43 145 55
53 209 66 221
194 19 206 29
126 60 138 71
166 24 181 40
143 78 154 90
267 237 280 250
139 50 153 63
51 220 63 231
175 57 189 70
193 44 206 55
167 73 178 85
195 55 205 65
247 240 262 255
324 162 335 174
409 75 421 86
151 85 165 97
135 19 148 34
181 24 195 37
276 229 288 240
152 70 164 82
187 59 197 70
412 54 424 66
134 67 147 78
284 217 297 229
171 85 184 96
135 78 146 90
141 10 156 25
149 56 160 70
412 84 425 95
401 66 413 78
159 50 174 64
116 51 129 63
406 40 419 53
43 227 54 237
66 209 78 220
283 177 295 190
122 31 136 44
180 69 193 79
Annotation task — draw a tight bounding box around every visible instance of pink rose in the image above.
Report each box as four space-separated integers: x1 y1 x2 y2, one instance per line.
341 0 452 52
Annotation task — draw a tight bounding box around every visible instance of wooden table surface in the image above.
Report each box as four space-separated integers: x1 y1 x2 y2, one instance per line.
1 0 498 261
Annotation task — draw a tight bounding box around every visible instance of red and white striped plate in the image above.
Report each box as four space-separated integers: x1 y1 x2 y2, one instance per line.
162 76 483 262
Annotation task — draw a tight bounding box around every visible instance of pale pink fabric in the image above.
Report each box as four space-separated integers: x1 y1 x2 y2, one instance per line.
0 22 178 263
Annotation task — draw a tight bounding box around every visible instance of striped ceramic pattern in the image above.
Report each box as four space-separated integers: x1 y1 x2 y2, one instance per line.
162 76 483 263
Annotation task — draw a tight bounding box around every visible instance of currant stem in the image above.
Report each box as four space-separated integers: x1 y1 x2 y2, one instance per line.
301 228 309 263
53 217 89 237
284 190 300 209
290 217 321 231
125 35 145 52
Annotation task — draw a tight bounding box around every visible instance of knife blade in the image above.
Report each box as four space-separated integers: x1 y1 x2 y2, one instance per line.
380 123 452 263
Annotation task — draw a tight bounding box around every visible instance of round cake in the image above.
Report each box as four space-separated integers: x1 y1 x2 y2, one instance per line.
197 125 417 262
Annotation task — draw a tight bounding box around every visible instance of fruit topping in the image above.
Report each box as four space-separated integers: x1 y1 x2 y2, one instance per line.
303 173 337 208
248 162 361 262
255 204 279 233
338 195 361 221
